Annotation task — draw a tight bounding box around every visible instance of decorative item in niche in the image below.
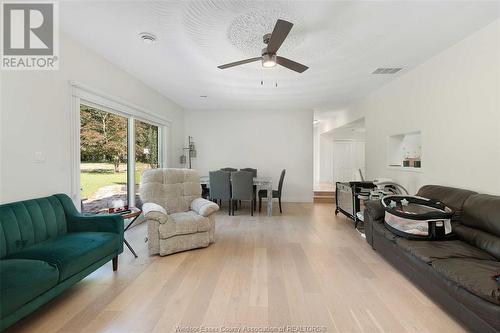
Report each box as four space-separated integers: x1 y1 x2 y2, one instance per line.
388 131 422 169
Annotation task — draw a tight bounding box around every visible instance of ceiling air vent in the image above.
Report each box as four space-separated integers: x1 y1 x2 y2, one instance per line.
372 67 403 74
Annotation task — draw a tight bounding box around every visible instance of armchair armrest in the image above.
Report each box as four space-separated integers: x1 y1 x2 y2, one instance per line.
143 202 168 224
191 198 219 217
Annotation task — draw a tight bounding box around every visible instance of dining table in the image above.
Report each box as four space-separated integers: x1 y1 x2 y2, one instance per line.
199 176 274 217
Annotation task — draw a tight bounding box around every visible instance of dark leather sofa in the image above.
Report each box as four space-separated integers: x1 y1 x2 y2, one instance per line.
364 185 500 333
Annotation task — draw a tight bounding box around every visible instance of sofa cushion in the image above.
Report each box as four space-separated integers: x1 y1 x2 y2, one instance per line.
462 194 500 237
0 196 67 258
461 194 500 237
416 185 477 220
454 224 500 261
395 238 494 264
0 259 59 318
6 232 119 281
458 194 500 259
432 258 500 305
159 211 210 239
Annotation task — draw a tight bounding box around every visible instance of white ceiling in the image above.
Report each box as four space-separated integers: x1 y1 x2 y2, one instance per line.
60 1 500 111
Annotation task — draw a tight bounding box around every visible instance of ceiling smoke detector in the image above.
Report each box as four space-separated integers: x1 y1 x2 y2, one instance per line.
139 32 157 44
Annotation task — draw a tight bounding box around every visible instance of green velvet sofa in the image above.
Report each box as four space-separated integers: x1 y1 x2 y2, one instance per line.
0 194 124 331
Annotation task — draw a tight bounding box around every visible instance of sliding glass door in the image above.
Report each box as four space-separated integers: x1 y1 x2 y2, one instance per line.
80 104 161 212
134 119 159 207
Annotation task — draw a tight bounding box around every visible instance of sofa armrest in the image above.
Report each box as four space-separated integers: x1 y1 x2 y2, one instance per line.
191 198 220 217
364 200 385 223
66 213 124 235
143 202 168 224
364 199 385 248
54 193 124 235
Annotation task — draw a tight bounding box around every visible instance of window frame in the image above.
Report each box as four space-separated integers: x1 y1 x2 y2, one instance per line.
70 81 171 210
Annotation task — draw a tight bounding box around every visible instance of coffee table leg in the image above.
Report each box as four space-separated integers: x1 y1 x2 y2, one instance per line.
124 238 138 258
124 215 140 258
267 186 273 217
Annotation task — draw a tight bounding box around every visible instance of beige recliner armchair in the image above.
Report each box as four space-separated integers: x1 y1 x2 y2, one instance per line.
140 168 219 256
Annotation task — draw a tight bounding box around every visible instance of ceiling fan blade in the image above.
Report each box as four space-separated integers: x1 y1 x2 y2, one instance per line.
266 19 293 54
276 56 308 73
217 57 261 69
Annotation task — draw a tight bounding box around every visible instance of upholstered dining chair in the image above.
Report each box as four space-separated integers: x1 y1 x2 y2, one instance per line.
240 168 257 176
209 170 232 215
231 171 254 216
240 168 257 211
259 169 286 214
220 167 237 172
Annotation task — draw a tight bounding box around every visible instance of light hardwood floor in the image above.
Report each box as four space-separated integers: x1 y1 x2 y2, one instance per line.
7 203 467 333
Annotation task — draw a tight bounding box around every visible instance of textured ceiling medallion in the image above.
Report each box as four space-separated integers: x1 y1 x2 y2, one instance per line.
227 8 305 56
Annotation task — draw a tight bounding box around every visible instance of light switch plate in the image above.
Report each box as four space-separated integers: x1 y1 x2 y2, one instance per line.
34 151 45 163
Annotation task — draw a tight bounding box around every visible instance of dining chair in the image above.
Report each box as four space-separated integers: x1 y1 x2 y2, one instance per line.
259 169 286 214
231 171 254 216
220 167 237 172
240 168 257 211
209 170 231 215
240 168 257 177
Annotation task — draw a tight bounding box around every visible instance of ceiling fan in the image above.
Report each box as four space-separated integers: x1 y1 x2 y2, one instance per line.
217 19 308 73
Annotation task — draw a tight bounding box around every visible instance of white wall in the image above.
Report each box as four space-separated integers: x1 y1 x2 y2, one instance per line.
350 19 500 195
313 125 320 185
0 33 185 203
185 109 314 202
318 135 334 184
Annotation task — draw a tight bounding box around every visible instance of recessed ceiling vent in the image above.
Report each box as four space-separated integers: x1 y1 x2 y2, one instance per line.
372 67 403 74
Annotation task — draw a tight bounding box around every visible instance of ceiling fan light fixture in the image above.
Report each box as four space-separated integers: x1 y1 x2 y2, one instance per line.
262 54 277 68
217 19 308 73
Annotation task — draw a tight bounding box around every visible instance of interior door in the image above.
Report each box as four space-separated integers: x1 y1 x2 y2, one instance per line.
333 141 365 183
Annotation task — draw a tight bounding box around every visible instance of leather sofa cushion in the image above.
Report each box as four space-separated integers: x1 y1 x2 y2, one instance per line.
159 211 210 239
0 259 59 318
432 258 500 305
462 194 500 237
7 232 119 281
416 185 476 220
454 224 500 260
395 238 494 264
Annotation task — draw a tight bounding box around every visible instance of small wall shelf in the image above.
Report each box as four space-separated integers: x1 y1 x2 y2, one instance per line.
387 166 424 173
387 131 422 170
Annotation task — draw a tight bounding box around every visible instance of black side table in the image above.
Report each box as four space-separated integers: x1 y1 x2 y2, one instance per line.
120 208 142 258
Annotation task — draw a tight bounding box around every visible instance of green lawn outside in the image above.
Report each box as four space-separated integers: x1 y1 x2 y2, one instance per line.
80 162 151 199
